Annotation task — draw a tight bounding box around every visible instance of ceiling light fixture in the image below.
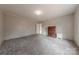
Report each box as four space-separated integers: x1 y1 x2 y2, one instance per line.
34 10 42 16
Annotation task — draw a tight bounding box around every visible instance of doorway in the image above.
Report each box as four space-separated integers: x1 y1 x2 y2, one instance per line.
48 26 57 38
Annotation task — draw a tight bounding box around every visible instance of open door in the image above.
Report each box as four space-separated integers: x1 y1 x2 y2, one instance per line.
48 26 57 38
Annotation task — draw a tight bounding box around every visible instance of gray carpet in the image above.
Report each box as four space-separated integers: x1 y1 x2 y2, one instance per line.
0 34 78 55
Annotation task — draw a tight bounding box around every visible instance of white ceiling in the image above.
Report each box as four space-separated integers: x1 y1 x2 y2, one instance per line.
0 4 78 21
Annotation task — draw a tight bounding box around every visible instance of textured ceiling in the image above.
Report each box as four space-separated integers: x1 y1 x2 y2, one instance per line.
0 4 77 21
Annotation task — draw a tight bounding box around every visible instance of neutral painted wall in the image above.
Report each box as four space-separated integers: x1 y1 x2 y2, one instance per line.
4 12 74 40
42 14 74 40
4 13 36 40
74 6 79 46
0 11 3 45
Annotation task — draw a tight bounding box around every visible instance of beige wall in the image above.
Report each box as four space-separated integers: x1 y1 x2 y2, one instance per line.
4 12 74 40
0 11 4 45
42 14 74 40
4 13 36 40
74 6 79 46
